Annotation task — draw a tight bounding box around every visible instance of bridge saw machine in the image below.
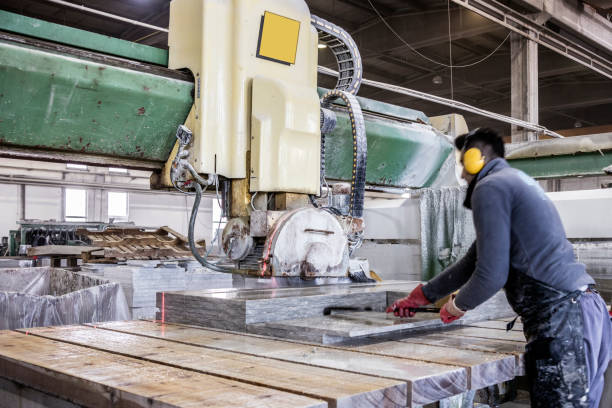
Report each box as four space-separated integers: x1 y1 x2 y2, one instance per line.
0 0 458 284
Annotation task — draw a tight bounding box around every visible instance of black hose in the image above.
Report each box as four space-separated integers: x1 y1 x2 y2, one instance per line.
309 194 319 208
188 182 233 273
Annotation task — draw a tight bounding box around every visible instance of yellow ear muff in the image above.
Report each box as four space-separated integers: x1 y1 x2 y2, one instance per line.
463 147 485 174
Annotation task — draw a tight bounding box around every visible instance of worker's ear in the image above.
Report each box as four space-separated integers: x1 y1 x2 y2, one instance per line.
463 147 485 175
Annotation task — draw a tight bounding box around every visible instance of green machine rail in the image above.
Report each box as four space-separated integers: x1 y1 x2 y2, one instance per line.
0 10 455 189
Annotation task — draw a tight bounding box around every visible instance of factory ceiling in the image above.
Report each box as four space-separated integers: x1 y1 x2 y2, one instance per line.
1 0 610 139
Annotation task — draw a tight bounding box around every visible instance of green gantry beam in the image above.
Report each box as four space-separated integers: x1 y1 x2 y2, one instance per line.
0 39 193 162
0 9 168 65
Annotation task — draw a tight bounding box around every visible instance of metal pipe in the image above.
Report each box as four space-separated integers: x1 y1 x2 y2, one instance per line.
42 0 169 33
318 66 564 139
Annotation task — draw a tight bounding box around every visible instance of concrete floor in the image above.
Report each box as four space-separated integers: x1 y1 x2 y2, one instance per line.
499 390 530 407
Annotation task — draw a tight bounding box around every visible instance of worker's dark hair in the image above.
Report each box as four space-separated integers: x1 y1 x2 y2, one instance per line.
454 128 505 158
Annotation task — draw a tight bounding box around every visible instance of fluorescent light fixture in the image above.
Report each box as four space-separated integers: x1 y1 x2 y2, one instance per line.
66 163 87 170
318 43 327 49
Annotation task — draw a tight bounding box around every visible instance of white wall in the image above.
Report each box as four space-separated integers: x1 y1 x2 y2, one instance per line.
0 184 20 238
25 186 62 221
129 192 213 243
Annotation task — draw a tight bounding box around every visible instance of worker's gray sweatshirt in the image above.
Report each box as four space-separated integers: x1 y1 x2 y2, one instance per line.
422 158 594 311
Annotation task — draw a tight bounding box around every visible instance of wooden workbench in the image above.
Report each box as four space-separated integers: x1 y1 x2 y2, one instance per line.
0 319 526 408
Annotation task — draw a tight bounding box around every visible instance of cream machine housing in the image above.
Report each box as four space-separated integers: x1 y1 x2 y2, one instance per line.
168 0 368 281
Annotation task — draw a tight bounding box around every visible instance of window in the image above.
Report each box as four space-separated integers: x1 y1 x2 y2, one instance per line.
65 189 87 221
66 163 87 171
108 192 128 220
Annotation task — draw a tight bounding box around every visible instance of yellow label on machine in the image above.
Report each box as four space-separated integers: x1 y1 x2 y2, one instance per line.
256 11 300 65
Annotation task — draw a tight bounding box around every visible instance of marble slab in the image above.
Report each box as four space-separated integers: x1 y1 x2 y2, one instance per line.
157 281 423 331
92 320 468 407
168 280 420 300
247 312 450 344
351 340 515 390
246 298 517 345
593 275 612 303
386 290 515 323
158 281 519 339
400 333 527 376
466 319 524 332
22 325 406 408
80 263 233 310
129 306 159 320
441 327 527 343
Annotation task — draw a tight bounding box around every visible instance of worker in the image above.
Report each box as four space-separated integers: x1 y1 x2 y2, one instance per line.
387 128 611 407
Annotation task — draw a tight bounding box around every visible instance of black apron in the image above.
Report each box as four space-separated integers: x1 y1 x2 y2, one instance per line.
505 270 589 408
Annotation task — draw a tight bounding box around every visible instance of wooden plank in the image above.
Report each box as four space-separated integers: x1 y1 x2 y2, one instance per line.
399 333 527 376
0 376 79 408
91 320 467 407
21 325 406 408
0 330 324 408
26 245 102 256
351 340 515 390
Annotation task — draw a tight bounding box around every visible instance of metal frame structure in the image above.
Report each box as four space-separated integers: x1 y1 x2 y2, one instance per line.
451 0 612 80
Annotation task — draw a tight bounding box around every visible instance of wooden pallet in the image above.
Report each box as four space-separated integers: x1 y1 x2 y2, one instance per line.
0 319 528 408
78 226 206 263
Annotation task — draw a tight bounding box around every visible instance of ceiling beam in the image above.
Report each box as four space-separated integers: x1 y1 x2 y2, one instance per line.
450 0 612 79
510 0 612 55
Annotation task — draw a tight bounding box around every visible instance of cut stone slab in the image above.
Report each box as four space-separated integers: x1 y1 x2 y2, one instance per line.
157 281 513 339
92 320 468 407
246 297 515 344
103 266 186 307
400 333 527 376
156 282 419 331
352 340 515 390
441 327 526 343
80 262 233 312
466 319 524 332
386 290 515 323
247 312 447 344
21 325 406 408
0 330 324 408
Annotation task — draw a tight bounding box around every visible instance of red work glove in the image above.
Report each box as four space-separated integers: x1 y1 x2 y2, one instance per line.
440 294 465 324
386 283 430 317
